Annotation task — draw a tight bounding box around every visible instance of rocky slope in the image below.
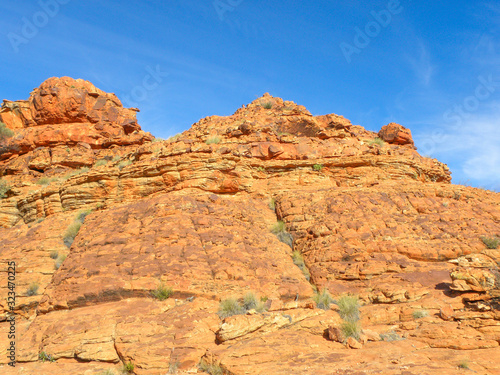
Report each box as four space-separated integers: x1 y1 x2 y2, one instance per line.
0 77 498 375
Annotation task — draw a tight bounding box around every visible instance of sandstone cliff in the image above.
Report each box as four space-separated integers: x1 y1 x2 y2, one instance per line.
0 78 498 375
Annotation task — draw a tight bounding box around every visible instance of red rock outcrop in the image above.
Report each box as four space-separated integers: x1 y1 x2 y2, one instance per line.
0 79 498 375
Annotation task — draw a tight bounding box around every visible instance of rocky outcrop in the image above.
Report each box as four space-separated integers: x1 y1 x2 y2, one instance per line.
0 76 152 162
0 79 498 374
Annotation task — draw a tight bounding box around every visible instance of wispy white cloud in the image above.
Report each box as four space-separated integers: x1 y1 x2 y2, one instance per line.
405 40 434 86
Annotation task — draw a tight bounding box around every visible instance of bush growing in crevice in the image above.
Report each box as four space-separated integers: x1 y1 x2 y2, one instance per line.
218 292 266 319
271 220 286 234
206 136 221 145
151 282 173 300
122 361 134 373
199 361 224 375
333 294 362 341
292 251 310 281
269 198 276 211
62 167 90 180
118 160 132 170
63 209 92 248
412 309 429 319
63 221 82 248
380 331 404 342
54 255 67 270
368 137 385 146
0 179 11 199
336 295 360 322
260 101 273 109
94 159 108 167
26 282 39 296
481 236 499 249
313 288 333 310
0 121 14 140
38 351 54 362
271 220 294 249
340 320 361 340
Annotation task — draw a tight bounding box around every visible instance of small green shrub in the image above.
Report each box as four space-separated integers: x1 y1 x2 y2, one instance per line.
458 360 470 369
0 122 14 140
112 155 121 162
54 255 67 270
313 164 324 171
62 167 89 180
38 351 54 362
340 320 361 340
269 198 275 211
167 134 181 143
368 137 385 146
63 221 82 248
412 309 429 319
122 361 134 373
242 292 266 312
118 160 132 170
77 209 93 223
26 282 39 296
50 251 59 259
218 297 244 319
292 251 310 281
313 289 333 310
0 180 10 199
380 331 404 342
168 360 179 374
481 236 499 249
256 166 265 172
336 295 360 322
271 220 286 234
151 282 173 301
37 177 51 185
199 361 224 375
95 159 108 167
206 136 221 145
261 101 273 109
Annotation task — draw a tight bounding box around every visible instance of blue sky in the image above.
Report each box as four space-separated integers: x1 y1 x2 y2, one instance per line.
0 0 498 191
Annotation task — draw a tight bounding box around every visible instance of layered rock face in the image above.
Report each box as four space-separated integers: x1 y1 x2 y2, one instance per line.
0 79 499 375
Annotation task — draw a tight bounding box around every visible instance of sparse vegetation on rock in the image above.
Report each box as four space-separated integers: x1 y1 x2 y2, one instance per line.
199 361 224 375
336 295 360 322
481 236 499 249
368 137 385 146
38 351 54 362
292 251 311 281
206 136 221 145
313 289 333 310
0 179 10 198
0 79 498 374
122 361 134 373
151 282 173 300
0 121 14 140
340 320 360 340
218 292 266 319
412 309 429 319
26 282 39 296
